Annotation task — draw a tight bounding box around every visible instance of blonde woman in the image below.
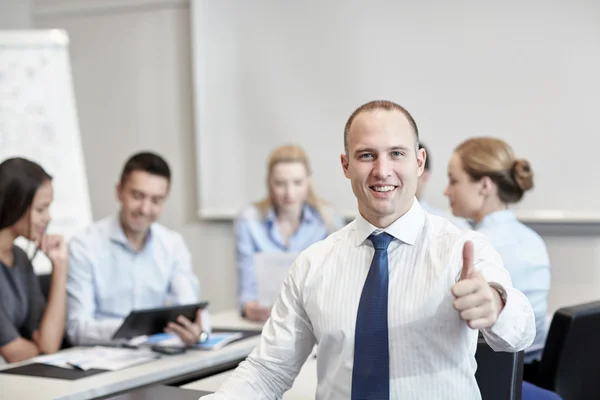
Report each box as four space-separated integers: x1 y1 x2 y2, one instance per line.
445 137 551 379
235 145 344 322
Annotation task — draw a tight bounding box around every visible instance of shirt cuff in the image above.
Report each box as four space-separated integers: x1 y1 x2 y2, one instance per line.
488 289 514 339
485 286 535 350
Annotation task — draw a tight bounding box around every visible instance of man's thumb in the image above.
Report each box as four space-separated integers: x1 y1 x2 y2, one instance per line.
460 240 474 280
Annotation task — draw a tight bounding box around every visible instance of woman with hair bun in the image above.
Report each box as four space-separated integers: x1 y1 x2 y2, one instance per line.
444 137 550 381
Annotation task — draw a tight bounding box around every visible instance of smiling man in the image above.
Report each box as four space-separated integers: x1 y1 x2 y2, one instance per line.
66 152 209 346
201 100 535 400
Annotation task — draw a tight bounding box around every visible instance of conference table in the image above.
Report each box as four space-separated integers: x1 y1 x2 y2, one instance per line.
181 312 318 399
184 353 318 399
0 310 262 400
183 316 535 399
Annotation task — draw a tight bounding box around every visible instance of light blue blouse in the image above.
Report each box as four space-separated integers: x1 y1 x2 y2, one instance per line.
234 203 345 309
474 210 551 362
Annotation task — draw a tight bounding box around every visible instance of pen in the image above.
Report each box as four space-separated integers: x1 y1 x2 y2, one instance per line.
66 362 85 371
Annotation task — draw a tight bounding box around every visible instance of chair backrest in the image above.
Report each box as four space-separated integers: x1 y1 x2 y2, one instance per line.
538 300 600 400
38 273 52 300
475 337 523 400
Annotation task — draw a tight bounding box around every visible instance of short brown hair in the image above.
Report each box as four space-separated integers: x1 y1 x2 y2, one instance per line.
343 100 419 153
120 151 171 186
455 137 533 204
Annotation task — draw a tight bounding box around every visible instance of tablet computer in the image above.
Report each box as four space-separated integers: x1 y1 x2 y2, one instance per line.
112 302 209 340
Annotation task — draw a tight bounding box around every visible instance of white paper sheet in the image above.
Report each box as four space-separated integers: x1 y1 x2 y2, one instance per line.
254 252 298 307
34 346 158 371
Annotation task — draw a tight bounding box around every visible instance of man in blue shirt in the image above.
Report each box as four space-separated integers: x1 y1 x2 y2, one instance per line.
66 152 208 345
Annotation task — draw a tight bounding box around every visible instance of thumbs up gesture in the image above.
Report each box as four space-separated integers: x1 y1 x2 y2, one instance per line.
451 240 504 329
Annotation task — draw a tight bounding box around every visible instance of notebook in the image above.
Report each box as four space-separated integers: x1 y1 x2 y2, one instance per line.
144 332 244 351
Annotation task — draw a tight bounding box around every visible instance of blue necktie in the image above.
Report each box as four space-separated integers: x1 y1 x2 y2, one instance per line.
351 232 394 400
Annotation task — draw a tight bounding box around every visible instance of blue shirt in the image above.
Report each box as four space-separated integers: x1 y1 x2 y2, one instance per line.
474 210 551 362
235 203 345 309
66 215 201 344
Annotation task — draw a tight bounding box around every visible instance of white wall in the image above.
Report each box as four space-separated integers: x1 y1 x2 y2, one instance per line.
32 0 238 312
0 0 32 29
5 0 597 315
189 1 600 220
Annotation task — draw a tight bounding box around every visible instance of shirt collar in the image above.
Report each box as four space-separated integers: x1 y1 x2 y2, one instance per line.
353 198 425 247
266 203 316 225
474 209 517 230
109 214 153 249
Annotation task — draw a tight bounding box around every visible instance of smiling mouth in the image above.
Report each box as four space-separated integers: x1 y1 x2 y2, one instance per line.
370 185 397 193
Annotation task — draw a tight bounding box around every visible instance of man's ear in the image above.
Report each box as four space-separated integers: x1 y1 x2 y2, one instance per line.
341 153 351 179
416 148 426 177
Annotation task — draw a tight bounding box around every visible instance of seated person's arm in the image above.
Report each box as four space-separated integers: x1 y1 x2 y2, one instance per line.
1 238 68 363
33 235 68 354
0 311 41 363
202 254 316 399
469 235 536 351
235 216 270 321
164 234 210 345
167 233 200 304
66 237 123 345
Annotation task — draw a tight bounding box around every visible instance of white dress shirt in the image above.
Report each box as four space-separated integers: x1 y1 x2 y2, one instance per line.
201 199 535 400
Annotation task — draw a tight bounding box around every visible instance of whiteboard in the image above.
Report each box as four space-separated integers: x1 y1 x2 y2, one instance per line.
0 30 92 273
190 1 600 222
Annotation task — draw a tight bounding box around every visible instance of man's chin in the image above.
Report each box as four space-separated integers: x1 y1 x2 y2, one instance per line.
127 221 151 234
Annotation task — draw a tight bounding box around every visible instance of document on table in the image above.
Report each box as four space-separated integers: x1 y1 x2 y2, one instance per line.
254 252 298 307
34 346 159 371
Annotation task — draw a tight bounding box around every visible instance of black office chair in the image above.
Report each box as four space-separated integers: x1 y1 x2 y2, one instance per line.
475 337 523 400
38 273 52 300
530 301 600 400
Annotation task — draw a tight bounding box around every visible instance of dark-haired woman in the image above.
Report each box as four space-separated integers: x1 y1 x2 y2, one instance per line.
0 157 67 363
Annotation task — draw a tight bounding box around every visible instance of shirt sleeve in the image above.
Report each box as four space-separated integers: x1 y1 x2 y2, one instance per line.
1 249 46 348
167 233 200 304
234 215 258 310
0 307 20 348
201 253 316 400
66 235 123 345
166 233 211 333
468 234 536 352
